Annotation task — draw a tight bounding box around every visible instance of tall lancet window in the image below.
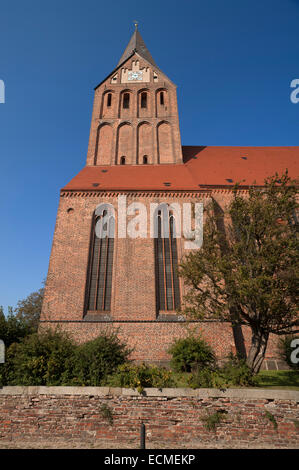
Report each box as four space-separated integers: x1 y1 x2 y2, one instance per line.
155 209 181 312
86 209 115 312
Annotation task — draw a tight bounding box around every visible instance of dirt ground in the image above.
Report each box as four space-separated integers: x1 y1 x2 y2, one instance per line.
0 438 298 449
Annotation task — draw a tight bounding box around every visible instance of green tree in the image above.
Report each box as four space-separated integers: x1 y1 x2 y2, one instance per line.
179 172 299 374
14 287 44 331
0 306 31 347
0 286 44 347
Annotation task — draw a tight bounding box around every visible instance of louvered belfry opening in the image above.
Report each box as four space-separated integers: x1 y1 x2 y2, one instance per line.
87 211 114 312
155 210 181 312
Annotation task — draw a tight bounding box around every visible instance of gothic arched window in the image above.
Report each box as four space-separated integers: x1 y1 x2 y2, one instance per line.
86 211 115 312
107 93 112 107
155 210 180 311
123 93 130 109
141 92 147 108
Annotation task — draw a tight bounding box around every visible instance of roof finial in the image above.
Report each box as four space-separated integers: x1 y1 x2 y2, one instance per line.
133 20 138 31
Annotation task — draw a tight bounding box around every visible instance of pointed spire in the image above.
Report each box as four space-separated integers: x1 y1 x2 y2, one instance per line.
118 23 157 67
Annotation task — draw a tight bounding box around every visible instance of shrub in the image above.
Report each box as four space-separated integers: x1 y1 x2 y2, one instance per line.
67 330 131 386
278 335 299 370
0 328 131 387
188 368 217 388
188 354 257 389
217 354 257 387
1 328 76 386
106 362 174 393
168 334 216 373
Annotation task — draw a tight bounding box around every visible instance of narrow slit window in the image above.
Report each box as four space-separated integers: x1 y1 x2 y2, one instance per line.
160 92 164 106
107 93 112 107
120 156 126 165
86 211 115 312
143 155 148 164
141 92 147 108
154 211 180 312
123 93 130 109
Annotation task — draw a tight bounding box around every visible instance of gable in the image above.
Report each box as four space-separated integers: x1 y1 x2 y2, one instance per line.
94 52 175 91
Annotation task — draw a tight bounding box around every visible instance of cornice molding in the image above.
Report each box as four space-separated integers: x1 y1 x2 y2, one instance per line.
60 189 213 198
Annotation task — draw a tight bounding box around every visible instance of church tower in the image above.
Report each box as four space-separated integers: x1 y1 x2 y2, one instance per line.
86 24 183 166
40 25 190 364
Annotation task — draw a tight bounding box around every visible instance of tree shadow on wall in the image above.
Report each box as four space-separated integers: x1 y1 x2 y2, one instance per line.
212 199 247 359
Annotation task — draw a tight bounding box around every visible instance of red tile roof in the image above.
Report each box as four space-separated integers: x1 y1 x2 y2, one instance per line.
62 146 299 192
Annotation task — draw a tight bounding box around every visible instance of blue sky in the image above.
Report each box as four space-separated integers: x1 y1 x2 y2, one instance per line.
0 0 298 312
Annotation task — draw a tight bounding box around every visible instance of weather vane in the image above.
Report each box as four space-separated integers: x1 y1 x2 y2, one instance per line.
133 20 138 30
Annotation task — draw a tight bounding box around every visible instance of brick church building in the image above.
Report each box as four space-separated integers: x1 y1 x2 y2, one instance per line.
40 26 299 368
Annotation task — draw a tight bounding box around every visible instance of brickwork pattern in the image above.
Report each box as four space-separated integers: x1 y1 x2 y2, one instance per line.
39 321 281 365
0 388 298 448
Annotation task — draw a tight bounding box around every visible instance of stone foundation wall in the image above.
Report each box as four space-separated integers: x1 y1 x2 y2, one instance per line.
0 387 298 448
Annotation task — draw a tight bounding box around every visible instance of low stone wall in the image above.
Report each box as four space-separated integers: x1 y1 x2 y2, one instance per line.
0 387 298 448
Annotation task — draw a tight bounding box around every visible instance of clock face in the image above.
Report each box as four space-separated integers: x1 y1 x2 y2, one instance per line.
128 71 143 81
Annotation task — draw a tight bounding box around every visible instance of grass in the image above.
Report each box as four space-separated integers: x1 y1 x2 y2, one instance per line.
264 410 278 430
255 370 299 390
200 409 228 432
171 370 299 390
99 403 114 425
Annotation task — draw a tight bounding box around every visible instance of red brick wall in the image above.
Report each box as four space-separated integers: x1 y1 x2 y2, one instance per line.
41 189 284 364
39 320 281 365
0 388 298 448
41 192 209 323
